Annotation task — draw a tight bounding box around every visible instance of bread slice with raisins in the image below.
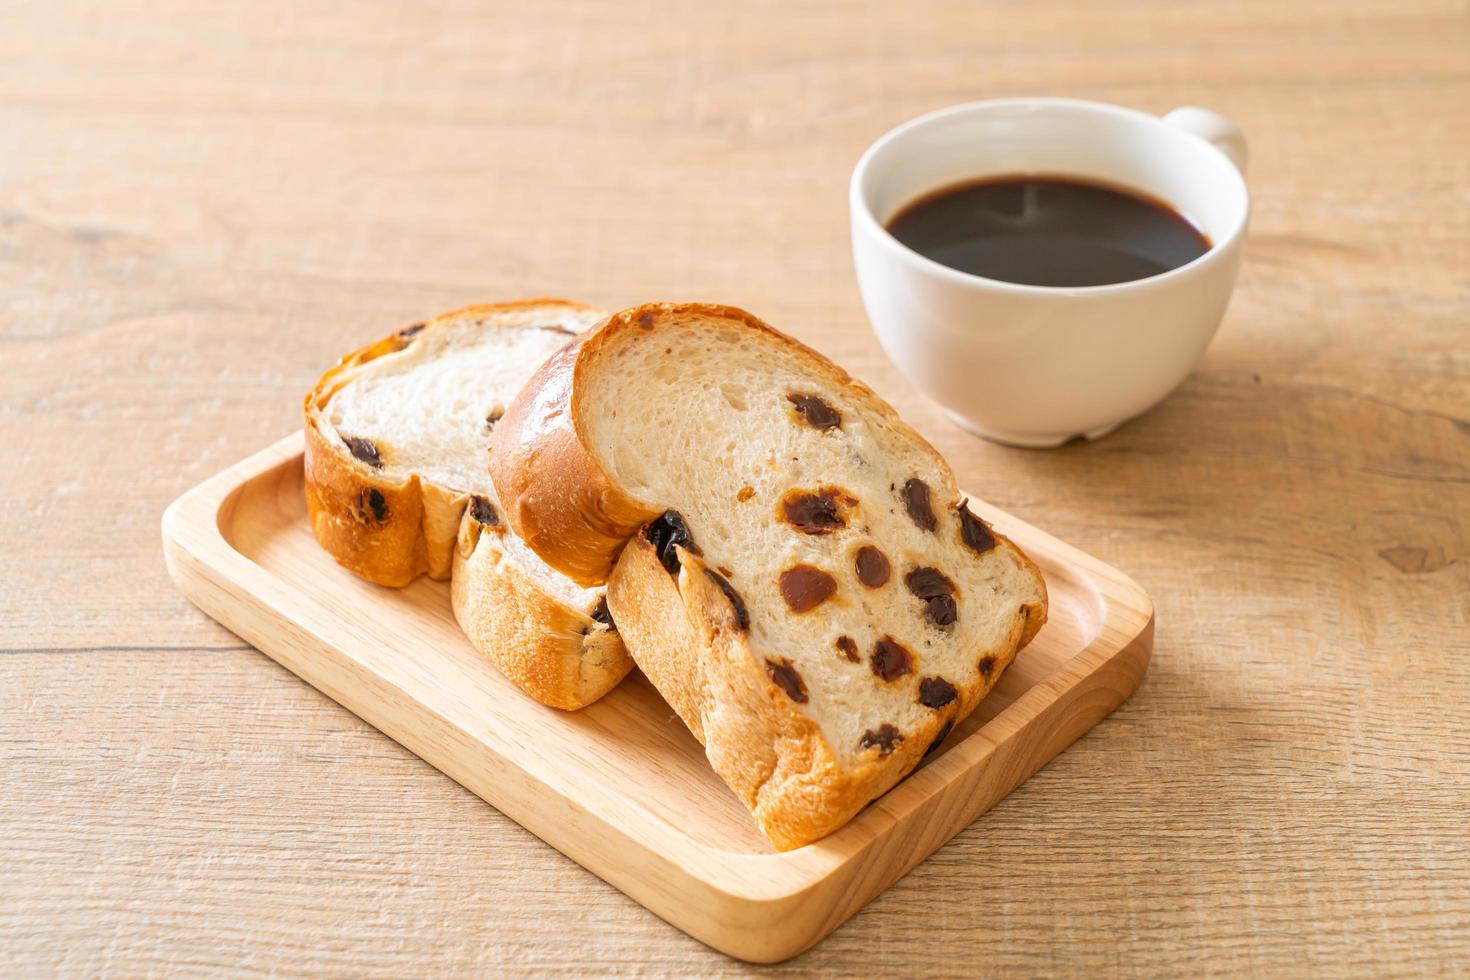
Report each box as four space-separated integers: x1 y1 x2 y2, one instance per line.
303 299 631 709
489 302 1048 848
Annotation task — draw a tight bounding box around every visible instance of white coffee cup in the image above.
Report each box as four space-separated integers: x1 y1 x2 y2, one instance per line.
850 98 1249 447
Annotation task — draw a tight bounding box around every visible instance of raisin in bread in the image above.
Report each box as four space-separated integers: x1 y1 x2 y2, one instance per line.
303 299 631 709
489 303 1048 848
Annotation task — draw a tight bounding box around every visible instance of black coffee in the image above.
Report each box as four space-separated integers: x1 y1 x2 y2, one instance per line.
885 175 1211 287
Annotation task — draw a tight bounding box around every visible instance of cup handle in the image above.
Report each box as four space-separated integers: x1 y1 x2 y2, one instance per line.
1163 106 1249 174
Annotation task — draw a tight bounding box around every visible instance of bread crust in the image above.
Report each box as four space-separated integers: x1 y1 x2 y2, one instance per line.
493 302 1050 847
488 331 658 587
303 405 456 587
451 512 630 710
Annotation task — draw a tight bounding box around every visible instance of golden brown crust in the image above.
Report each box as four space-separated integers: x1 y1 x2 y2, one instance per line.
303 417 448 587
304 298 602 587
1012 543 1050 649
488 331 660 586
451 513 631 711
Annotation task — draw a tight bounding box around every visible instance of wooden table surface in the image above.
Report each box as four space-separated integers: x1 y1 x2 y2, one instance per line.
3 1 1467 975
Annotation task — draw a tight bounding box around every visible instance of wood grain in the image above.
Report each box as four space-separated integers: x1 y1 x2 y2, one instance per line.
1 0 1466 975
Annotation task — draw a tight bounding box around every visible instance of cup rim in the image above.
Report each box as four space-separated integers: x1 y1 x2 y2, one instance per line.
849 97 1250 297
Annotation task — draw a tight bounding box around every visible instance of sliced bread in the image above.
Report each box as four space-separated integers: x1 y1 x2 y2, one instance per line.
303 299 632 709
488 303 1048 848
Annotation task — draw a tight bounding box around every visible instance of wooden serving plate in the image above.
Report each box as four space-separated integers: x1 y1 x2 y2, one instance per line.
162 432 1152 963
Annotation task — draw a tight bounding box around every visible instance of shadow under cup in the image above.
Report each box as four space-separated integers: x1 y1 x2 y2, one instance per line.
851 99 1249 448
